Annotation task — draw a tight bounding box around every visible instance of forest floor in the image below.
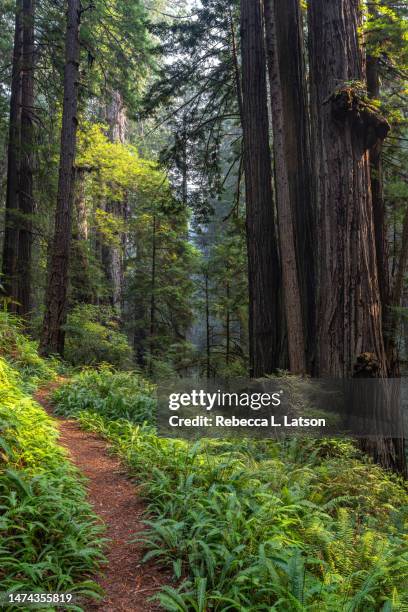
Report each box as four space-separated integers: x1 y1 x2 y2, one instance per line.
35 384 166 612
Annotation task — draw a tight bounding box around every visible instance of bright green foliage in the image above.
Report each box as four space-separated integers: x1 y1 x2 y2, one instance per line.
63 305 133 368
365 0 408 69
0 358 105 609
53 366 155 426
0 312 57 392
77 123 172 205
54 372 408 611
71 123 198 375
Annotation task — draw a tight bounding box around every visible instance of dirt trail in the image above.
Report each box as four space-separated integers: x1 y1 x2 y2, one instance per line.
35 385 166 612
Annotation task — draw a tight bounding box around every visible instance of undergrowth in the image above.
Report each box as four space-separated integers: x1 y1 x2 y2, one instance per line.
54 370 408 611
0 335 106 610
0 311 57 392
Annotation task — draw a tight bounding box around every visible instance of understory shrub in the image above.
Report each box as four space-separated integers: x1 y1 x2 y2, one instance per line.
0 358 105 610
63 304 133 368
53 366 156 425
0 311 56 392
54 372 408 611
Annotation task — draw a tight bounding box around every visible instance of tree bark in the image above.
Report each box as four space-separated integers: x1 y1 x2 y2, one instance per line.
387 205 408 362
272 0 315 372
2 0 22 308
309 0 385 377
240 0 283 377
366 49 396 372
105 90 126 313
263 0 306 374
205 270 211 378
40 0 81 356
226 281 230 366
366 55 389 320
17 0 35 317
148 214 157 376
308 0 406 474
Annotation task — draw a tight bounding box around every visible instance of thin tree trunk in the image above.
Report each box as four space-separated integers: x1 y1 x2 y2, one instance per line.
105 90 126 313
263 0 306 374
240 0 282 377
74 167 88 241
387 205 408 362
2 0 22 308
133 299 146 367
40 0 81 356
149 214 156 376
308 0 406 474
181 117 188 207
17 0 35 317
205 271 211 379
226 281 230 366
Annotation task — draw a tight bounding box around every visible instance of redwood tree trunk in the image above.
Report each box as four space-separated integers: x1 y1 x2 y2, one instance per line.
2 0 22 307
17 0 35 317
240 0 282 377
272 0 315 372
40 0 81 356
366 53 395 371
366 56 389 318
309 0 385 376
308 0 406 473
263 0 306 374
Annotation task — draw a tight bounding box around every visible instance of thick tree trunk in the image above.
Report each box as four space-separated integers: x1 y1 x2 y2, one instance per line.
309 0 385 377
271 0 315 372
2 0 22 307
367 56 389 317
263 0 306 374
40 0 81 356
366 54 396 372
308 0 406 474
240 0 282 377
17 0 35 317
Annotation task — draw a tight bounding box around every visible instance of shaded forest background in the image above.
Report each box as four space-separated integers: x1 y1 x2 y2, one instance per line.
0 0 407 472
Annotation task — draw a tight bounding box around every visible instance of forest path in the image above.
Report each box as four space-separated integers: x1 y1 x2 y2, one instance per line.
35 384 165 612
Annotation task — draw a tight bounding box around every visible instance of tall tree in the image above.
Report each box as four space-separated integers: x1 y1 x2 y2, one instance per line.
2 0 22 308
263 0 306 374
40 0 81 355
269 0 315 372
17 0 35 316
103 90 127 314
308 0 405 473
240 0 282 377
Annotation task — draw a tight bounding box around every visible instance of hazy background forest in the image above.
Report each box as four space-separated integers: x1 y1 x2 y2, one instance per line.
0 0 251 383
